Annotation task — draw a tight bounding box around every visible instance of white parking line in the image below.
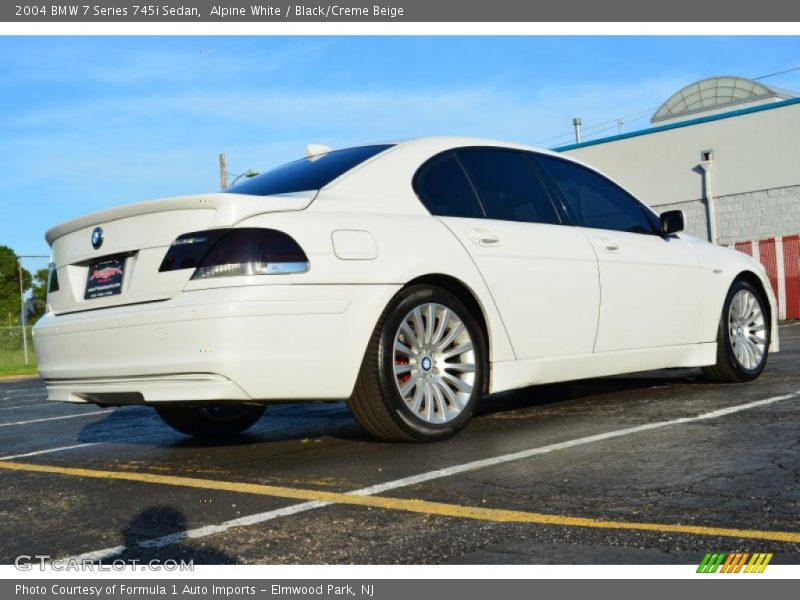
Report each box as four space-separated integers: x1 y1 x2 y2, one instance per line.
63 390 798 562
0 403 55 412
0 410 109 428
0 393 46 402
0 443 105 461
137 501 332 550
0 386 43 393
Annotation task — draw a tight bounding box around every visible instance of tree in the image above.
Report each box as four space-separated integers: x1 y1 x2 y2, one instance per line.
28 267 49 323
0 245 32 326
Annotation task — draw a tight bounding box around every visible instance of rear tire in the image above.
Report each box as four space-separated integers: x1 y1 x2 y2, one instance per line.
348 285 487 442
155 404 265 437
702 279 770 383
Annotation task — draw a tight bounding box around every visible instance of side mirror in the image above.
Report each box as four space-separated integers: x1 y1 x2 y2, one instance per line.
660 210 684 235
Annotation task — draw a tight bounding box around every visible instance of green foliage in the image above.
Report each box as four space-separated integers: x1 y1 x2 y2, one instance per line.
0 325 32 351
0 245 32 326
0 326 37 377
29 267 49 323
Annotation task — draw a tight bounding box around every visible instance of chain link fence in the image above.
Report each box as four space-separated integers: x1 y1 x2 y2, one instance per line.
0 325 36 373
0 254 49 375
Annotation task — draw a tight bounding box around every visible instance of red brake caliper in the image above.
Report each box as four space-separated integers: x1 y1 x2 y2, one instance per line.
395 353 411 384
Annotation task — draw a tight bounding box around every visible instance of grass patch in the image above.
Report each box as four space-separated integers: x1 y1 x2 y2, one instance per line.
0 326 38 377
0 349 38 377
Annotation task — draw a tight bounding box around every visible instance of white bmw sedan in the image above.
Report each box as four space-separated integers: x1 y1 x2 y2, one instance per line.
34 137 778 441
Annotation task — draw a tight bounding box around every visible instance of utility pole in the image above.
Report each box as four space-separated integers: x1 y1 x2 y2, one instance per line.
17 257 28 365
572 117 582 143
219 153 228 189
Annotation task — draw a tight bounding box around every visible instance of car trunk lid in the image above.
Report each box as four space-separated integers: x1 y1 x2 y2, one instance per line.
46 192 314 314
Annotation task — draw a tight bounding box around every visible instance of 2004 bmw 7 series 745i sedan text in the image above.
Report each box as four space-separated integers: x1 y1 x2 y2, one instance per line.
33 137 778 441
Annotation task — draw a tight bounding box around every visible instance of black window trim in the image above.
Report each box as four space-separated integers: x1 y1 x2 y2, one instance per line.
451 151 488 217
412 146 569 226
522 151 575 226
530 152 661 236
411 150 486 219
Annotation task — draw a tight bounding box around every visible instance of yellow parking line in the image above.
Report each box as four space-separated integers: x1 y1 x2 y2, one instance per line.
2 460 799 544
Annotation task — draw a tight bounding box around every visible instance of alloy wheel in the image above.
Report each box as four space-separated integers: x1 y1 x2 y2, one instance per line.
392 303 476 424
728 289 767 370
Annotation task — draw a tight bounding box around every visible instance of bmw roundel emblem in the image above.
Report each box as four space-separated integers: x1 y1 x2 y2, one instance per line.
91 226 104 249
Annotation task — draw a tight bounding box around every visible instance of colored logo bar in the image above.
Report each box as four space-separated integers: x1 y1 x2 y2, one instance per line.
697 552 773 573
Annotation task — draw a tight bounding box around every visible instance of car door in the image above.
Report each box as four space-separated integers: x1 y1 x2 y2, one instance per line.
535 154 702 353
413 148 600 360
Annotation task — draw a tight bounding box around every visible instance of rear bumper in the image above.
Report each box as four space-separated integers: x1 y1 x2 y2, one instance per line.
34 284 400 404
44 373 250 404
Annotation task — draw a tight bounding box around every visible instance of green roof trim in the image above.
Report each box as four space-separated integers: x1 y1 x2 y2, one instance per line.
553 97 800 152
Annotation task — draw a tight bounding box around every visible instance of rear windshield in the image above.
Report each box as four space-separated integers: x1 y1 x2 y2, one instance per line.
225 144 393 196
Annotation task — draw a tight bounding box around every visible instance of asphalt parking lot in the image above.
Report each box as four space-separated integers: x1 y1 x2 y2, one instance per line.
1 325 799 565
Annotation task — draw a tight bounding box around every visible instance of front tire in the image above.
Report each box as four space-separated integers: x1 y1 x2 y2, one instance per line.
702 279 770 383
155 404 266 437
348 285 488 442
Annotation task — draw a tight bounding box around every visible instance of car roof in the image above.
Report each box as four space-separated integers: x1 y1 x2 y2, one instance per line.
315 136 647 217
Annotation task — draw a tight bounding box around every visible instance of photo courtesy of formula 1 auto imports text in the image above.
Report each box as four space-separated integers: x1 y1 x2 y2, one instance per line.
0 1 798 597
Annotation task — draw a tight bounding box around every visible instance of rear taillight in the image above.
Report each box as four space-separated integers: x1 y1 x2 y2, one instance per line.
159 230 226 273
160 228 309 280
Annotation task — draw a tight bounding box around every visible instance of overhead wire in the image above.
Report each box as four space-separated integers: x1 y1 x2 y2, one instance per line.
535 64 800 147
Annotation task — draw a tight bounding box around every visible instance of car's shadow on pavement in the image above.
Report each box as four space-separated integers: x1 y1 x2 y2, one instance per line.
76 402 374 447
76 369 706 447
477 368 704 417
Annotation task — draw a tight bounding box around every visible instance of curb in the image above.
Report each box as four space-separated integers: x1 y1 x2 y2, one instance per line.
0 374 40 382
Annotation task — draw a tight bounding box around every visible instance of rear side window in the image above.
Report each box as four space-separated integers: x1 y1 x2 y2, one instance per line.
226 145 393 196
536 155 656 234
414 152 484 218
456 148 560 225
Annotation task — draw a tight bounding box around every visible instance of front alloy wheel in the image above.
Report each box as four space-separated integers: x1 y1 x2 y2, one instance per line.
727 288 768 370
703 279 770 383
349 285 487 442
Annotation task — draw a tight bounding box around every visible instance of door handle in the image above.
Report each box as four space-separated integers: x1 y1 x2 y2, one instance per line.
466 229 502 246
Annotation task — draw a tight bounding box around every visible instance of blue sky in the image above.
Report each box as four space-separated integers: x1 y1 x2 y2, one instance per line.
1 36 799 258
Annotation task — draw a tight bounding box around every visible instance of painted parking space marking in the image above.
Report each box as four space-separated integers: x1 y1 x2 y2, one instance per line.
64 502 332 562
0 402 56 411
0 410 109 427
1 455 799 549
0 393 45 402
0 429 170 462
73 500 334 560
1 386 43 393
2 390 796 561
0 443 106 461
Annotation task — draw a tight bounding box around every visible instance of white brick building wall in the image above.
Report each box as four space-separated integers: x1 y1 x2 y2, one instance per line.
560 99 800 246
653 184 800 245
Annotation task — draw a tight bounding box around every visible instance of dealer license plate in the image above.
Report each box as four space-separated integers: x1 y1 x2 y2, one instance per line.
85 256 126 300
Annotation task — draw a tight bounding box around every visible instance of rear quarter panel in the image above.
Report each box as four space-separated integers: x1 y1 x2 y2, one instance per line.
194 208 518 366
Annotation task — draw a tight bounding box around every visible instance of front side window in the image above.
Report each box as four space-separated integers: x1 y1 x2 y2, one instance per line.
456 148 561 225
413 152 484 218
536 155 657 234
226 144 393 196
